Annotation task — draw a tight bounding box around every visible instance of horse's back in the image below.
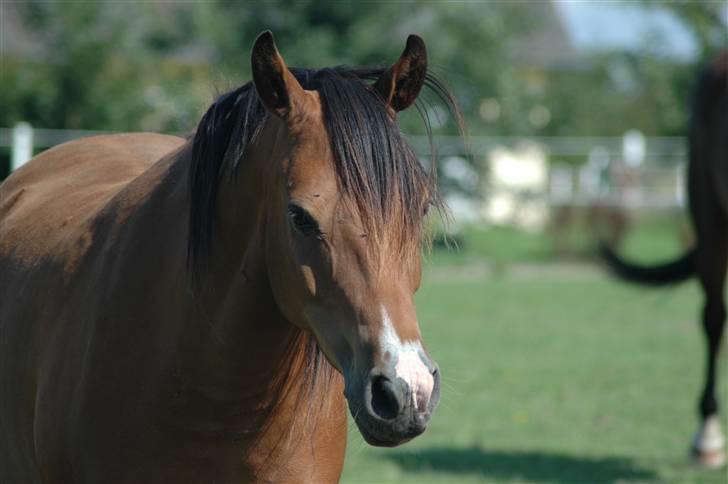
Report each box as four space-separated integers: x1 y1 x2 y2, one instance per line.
0 133 184 263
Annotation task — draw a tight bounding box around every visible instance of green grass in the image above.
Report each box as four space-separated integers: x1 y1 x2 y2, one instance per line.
428 225 553 268
428 212 690 269
340 234 727 483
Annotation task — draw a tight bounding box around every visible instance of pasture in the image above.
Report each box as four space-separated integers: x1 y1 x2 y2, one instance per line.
341 223 728 483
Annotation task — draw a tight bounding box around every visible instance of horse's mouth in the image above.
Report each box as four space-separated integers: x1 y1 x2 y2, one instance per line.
348 402 426 447
353 415 417 447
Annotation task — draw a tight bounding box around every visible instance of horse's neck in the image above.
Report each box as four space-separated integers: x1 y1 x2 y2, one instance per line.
142 143 343 473
172 140 301 402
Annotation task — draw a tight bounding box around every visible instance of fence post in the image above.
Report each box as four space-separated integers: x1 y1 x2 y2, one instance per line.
675 164 686 208
11 122 33 172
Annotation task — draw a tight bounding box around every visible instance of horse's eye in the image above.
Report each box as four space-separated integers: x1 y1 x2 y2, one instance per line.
288 204 320 236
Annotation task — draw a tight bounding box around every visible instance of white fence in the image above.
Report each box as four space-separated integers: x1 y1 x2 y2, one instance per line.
2 124 688 220
1 125 111 171
408 133 687 228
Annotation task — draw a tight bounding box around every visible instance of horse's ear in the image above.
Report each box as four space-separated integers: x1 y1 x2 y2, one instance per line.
251 31 305 119
373 35 428 113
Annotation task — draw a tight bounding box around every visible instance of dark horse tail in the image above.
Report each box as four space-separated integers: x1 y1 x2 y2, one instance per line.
600 244 697 286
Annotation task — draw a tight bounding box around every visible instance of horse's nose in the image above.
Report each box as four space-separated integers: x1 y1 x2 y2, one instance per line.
366 363 440 423
370 374 405 420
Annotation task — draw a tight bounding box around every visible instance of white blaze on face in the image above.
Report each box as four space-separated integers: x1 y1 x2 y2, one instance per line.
380 306 434 413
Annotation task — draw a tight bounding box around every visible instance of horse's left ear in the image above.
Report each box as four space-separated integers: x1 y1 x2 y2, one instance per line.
373 35 428 113
251 31 306 119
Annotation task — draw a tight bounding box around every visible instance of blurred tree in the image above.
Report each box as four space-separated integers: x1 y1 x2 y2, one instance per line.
646 0 728 61
1 0 723 140
1 0 213 132
1 0 536 136
3 1 143 129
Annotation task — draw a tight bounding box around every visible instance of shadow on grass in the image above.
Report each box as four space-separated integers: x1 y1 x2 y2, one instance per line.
384 446 658 483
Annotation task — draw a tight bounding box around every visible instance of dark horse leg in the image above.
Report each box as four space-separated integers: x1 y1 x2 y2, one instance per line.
692 225 727 467
690 52 728 466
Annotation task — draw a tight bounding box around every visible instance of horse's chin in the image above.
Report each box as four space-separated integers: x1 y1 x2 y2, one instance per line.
352 416 416 447
346 397 427 447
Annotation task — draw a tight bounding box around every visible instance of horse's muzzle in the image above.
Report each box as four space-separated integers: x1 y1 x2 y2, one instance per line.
346 364 440 447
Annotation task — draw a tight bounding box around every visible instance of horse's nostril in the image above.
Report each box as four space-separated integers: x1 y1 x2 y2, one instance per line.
370 375 401 420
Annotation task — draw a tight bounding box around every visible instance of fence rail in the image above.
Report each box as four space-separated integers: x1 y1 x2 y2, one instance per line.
408 135 687 161
1 124 688 218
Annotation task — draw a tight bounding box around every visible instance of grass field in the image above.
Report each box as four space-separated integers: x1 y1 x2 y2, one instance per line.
340 220 728 483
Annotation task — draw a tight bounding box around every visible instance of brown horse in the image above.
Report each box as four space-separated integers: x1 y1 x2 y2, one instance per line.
0 32 458 482
602 51 728 468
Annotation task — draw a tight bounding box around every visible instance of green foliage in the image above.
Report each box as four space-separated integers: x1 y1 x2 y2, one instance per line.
1 1 213 132
1 1 723 138
645 0 728 60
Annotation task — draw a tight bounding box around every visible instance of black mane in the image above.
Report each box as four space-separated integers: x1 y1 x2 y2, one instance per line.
187 65 459 284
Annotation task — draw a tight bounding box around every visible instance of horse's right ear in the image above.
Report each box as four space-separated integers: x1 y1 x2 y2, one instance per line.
251 31 305 119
